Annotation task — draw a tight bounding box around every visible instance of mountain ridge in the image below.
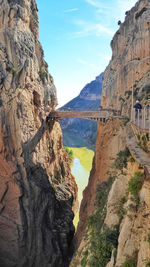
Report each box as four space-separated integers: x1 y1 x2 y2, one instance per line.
60 73 103 150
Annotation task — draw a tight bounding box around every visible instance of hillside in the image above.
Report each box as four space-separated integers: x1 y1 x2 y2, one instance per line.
60 73 103 150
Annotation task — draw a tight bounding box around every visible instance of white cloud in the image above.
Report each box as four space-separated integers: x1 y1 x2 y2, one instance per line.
85 0 110 13
64 8 79 13
77 58 87 65
72 20 113 38
77 58 100 71
85 0 100 7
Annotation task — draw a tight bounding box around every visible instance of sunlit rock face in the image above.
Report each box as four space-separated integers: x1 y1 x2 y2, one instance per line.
72 1 150 266
0 0 78 266
102 0 150 115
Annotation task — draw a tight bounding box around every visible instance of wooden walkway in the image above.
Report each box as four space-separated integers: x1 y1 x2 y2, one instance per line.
127 136 150 179
47 109 120 123
131 108 150 136
46 108 150 179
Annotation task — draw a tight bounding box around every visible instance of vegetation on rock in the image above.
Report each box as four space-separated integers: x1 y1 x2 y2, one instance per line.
86 176 119 267
122 251 138 267
118 196 127 221
39 68 47 84
113 148 130 171
128 172 145 203
64 146 74 161
81 250 88 267
137 133 149 152
11 67 18 74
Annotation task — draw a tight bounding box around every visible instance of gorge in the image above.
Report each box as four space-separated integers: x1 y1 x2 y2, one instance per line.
0 0 150 267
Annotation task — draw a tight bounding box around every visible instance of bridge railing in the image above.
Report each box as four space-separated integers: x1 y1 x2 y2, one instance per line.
131 107 150 137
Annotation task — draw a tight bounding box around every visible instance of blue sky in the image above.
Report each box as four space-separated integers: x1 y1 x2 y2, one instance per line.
36 0 137 107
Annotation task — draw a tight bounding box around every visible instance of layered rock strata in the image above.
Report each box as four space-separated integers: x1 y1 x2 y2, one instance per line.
102 0 150 114
0 0 77 266
73 0 150 266
76 118 129 246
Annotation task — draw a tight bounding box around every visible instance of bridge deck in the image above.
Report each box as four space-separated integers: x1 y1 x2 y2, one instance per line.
47 110 119 122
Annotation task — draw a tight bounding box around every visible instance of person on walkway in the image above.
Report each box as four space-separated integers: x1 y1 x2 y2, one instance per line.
146 102 150 110
146 101 150 119
134 100 142 119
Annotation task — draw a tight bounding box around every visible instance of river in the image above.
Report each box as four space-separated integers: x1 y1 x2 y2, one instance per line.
69 147 94 227
71 157 90 204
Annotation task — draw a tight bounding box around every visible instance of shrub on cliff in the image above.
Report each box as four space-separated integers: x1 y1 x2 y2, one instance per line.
87 176 118 266
87 176 115 230
128 172 145 203
113 148 130 171
137 133 149 152
64 147 73 161
39 68 47 84
122 251 138 267
88 226 119 267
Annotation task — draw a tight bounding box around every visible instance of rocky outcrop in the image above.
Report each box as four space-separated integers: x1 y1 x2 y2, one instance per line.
102 0 150 114
60 73 103 150
0 1 77 266
73 0 150 266
76 118 129 247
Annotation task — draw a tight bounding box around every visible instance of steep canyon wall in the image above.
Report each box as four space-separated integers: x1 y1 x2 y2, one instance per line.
74 0 150 266
0 1 77 266
102 0 150 114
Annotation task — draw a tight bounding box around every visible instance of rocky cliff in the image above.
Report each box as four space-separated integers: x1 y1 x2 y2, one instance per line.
0 1 78 266
102 0 150 114
60 73 103 150
72 0 150 266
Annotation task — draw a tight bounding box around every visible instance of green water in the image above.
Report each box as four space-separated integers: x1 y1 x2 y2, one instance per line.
70 147 94 227
71 157 90 203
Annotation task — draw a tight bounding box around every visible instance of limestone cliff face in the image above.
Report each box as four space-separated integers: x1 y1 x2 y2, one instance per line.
0 1 78 266
73 0 150 266
102 0 150 114
76 119 129 246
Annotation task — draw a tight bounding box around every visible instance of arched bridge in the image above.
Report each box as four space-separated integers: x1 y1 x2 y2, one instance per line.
24 108 121 155
47 109 121 123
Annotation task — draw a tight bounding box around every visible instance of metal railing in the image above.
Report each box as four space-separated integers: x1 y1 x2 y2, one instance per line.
131 107 150 137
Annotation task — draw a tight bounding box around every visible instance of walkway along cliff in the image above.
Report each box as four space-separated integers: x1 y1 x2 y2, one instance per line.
0 1 78 266
72 0 150 266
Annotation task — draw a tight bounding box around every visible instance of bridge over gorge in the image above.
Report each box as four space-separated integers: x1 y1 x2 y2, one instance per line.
46 109 121 123
24 108 121 156
46 108 150 179
22 106 150 178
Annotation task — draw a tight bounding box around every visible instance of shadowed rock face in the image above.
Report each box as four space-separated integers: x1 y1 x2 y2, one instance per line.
0 1 78 266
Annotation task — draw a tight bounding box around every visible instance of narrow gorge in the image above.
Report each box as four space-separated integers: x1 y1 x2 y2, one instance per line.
0 0 150 267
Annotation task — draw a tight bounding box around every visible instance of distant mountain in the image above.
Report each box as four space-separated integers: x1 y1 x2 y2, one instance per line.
60 73 103 150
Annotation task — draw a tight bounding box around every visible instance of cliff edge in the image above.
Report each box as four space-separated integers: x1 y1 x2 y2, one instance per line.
0 1 78 266
72 0 150 266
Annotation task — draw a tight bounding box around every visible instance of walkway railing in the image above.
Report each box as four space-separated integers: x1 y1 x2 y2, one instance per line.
131 107 150 137
47 109 121 123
